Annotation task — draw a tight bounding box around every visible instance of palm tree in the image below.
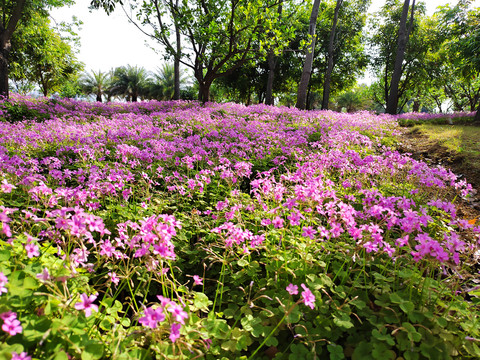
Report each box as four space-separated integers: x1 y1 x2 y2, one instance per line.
110 65 150 102
79 70 110 102
148 64 185 100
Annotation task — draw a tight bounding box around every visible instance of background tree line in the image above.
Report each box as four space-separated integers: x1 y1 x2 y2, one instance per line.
1 0 479 120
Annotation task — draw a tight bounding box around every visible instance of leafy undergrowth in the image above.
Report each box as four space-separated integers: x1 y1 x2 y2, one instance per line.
0 95 479 360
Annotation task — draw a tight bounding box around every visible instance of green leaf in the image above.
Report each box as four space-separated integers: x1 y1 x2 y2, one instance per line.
333 314 354 329
352 342 373 360
400 301 414 314
81 341 104 360
204 318 230 340
0 249 11 261
328 344 345 360
54 351 69 360
192 292 212 312
237 258 249 267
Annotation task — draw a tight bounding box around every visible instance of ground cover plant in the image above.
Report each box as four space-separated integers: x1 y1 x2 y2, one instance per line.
0 95 480 359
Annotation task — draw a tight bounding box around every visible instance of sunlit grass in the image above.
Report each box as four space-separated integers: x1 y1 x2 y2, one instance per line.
414 124 480 162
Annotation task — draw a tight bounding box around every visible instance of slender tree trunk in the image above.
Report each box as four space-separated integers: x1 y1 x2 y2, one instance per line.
265 4 282 106
296 0 321 110
265 50 277 106
412 100 420 112
0 47 9 98
321 0 343 110
173 20 181 100
386 0 416 115
0 0 27 99
475 90 480 123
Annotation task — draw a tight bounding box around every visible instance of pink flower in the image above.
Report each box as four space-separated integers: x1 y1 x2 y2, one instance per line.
25 243 40 258
261 218 271 226
138 306 166 328
36 268 50 282
301 284 315 309
11 352 31 360
302 226 317 239
74 293 98 317
108 272 120 286
272 216 284 229
1 312 22 336
193 275 203 286
395 235 409 247
286 284 298 295
156 295 172 307
0 272 7 294
167 303 188 324
1 179 16 193
169 323 182 343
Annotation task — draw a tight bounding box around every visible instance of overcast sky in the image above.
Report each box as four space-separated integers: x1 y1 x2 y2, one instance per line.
50 0 479 74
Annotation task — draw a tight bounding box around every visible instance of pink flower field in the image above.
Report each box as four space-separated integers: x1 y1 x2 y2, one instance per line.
0 95 479 359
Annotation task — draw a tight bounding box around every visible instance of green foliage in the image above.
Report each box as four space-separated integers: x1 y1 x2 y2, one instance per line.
109 65 150 102
9 12 83 97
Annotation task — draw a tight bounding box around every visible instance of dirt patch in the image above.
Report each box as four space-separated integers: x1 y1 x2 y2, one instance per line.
396 127 480 219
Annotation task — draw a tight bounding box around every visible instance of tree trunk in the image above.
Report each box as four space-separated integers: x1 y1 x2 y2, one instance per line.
96 92 102 102
475 92 480 123
386 0 415 115
321 0 343 110
296 0 321 110
198 81 211 103
0 47 9 99
265 50 277 105
265 4 282 106
0 0 28 99
173 18 181 100
412 100 420 112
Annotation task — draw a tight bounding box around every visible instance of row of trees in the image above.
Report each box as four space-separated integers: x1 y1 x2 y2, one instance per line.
80 65 187 102
1 0 479 119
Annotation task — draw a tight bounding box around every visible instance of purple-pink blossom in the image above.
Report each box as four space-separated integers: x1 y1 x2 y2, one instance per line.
169 323 182 342
11 352 31 360
272 216 284 229
286 284 298 295
301 284 315 309
74 293 99 317
25 243 40 258
193 275 203 286
1 312 22 336
138 306 166 329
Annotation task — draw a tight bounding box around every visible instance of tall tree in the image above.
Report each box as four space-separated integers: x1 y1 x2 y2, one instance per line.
1 0 73 98
321 0 342 110
10 13 82 96
296 0 322 110
79 70 110 102
369 0 427 113
265 3 284 105
1 0 28 98
148 63 185 100
438 4 480 122
386 0 416 114
110 65 150 101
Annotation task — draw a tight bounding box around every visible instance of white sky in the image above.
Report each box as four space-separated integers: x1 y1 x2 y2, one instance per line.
50 0 479 74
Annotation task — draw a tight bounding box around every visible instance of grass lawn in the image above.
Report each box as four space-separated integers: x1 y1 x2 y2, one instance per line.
414 124 480 160
403 124 480 192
